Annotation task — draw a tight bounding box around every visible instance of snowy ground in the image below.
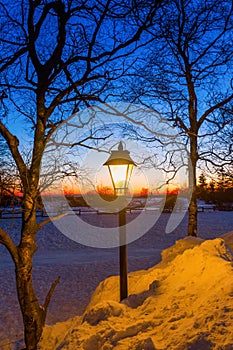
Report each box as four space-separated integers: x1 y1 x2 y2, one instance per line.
0 211 233 349
38 236 233 350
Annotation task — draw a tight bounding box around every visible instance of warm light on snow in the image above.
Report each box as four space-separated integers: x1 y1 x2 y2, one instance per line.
39 235 233 350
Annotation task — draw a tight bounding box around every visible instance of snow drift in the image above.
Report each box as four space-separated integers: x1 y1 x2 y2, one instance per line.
39 236 233 350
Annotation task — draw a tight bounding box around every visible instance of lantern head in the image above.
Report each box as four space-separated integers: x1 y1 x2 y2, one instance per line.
103 142 136 196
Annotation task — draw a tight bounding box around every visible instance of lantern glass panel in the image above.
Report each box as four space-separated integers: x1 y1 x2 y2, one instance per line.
109 164 128 189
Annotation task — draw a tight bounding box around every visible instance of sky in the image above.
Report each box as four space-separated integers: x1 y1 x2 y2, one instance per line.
0 0 232 194
39 102 190 197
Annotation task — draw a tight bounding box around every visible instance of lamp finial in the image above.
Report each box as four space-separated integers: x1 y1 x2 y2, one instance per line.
118 141 123 151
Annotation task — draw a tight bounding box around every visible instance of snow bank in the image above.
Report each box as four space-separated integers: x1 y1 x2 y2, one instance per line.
39 236 233 350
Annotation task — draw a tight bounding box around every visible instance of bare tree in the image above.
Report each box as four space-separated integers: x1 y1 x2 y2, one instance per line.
127 0 233 236
0 1 161 348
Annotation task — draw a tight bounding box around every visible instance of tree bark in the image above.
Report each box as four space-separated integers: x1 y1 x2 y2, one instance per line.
15 195 43 349
15 191 59 349
188 134 198 236
16 262 45 350
188 184 197 236
16 225 60 349
16 250 60 349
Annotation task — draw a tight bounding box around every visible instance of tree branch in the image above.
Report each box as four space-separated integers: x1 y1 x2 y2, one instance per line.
0 122 28 188
0 47 28 73
0 227 18 264
43 276 60 314
198 94 233 128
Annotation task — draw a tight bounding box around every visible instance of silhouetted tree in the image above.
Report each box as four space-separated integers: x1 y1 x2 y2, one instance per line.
0 1 161 348
197 172 208 201
215 169 233 205
128 0 233 236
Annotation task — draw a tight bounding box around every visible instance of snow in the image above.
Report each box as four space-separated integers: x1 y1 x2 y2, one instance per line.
38 236 233 349
0 211 233 349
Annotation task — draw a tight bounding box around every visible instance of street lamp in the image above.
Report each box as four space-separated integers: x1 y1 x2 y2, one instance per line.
104 141 136 301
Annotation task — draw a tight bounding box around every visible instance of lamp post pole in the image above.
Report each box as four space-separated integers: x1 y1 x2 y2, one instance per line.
103 141 136 302
119 207 127 301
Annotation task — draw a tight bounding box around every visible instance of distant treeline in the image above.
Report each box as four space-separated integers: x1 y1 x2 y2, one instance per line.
0 194 21 208
197 172 233 205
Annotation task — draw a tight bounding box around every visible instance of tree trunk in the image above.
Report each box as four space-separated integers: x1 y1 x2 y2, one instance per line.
16 204 45 349
16 261 45 350
15 204 60 349
15 191 47 349
188 186 197 236
188 134 198 236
